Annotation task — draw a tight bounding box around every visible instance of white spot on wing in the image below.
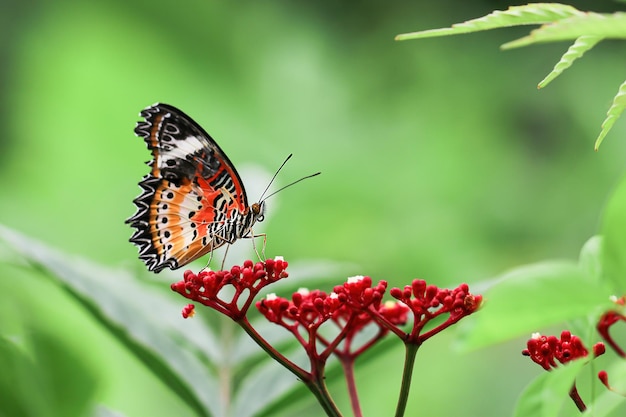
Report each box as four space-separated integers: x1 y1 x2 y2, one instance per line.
156 135 208 169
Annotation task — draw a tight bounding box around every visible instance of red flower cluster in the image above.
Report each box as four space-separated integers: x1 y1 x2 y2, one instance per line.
330 276 411 328
181 304 195 319
522 330 606 372
522 331 593 371
390 279 482 343
259 288 341 328
257 275 409 359
256 274 482 359
522 331 606 411
171 259 483 417
171 257 289 320
522 296 625 403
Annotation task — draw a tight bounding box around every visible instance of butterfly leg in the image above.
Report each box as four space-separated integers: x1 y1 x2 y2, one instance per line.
250 230 267 262
208 232 233 270
220 244 231 270
200 249 215 272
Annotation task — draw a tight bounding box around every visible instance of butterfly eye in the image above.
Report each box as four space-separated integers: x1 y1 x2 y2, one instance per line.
254 201 266 222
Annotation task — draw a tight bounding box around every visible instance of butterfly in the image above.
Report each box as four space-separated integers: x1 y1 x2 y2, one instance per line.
126 103 267 273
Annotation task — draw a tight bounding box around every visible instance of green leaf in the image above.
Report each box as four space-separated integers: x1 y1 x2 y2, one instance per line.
537 36 602 88
0 225 219 417
595 79 626 150
395 5 626 148
0 333 98 417
600 174 626 293
395 3 582 41
513 359 587 417
578 236 603 281
93 406 128 417
232 350 308 417
457 259 613 350
0 225 334 417
582 360 626 416
504 12 626 49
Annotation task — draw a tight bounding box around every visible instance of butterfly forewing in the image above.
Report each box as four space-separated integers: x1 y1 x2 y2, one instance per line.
127 103 258 272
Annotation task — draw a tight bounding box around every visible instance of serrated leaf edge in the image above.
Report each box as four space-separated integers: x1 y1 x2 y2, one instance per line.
396 3 582 41
537 35 602 88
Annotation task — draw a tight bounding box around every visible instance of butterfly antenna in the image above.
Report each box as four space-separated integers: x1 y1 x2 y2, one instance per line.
258 154 293 201
258 154 320 202
261 171 321 202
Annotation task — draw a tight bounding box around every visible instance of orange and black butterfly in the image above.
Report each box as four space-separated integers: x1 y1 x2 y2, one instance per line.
126 103 267 272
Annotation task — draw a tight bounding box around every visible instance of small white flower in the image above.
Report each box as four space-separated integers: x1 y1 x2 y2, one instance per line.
297 288 310 295
274 256 285 262
531 332 542 340
347 275 365 284
266 293 277 300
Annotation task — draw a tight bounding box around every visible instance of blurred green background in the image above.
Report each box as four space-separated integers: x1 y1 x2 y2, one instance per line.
2 0 626 416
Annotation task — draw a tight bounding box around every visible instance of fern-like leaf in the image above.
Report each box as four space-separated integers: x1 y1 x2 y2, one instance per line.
396 3 626 148
536 35 602 88
503 12 626 48
395 3 582 41
595 80 626 150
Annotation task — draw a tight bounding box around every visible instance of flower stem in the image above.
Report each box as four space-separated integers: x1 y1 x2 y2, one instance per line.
237 318 343 416
394 342 420 417
569 384 586 412
340 356 363 417
237 317 307 378
310 363 344 417
218 315 235 417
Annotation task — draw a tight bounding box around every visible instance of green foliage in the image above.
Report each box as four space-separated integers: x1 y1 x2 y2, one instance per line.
537 35 602 88
596 80 626 151
3 1 626 416
455 233 625 415
458 249 614 351
513 359 587 417
395 4 583 39
0 331 98 417
396 3 626 150
601 172 626 293
0 225 334 417
398 3 626 415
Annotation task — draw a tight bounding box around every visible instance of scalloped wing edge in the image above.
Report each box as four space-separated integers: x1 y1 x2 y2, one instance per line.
126 175 179 272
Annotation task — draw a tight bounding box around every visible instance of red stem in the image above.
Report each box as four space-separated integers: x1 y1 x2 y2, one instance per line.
600 327 626 357
340 355 363 417
569 384 586 412
237 317 343 416
366 307 407 339
352 328 387 357
237 317 309 379
418 313 465 342
320 315 359 361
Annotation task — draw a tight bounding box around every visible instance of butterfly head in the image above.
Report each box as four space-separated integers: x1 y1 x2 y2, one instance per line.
251 201 266 223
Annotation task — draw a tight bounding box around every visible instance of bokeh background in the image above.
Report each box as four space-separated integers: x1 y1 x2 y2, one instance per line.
2 0 626 416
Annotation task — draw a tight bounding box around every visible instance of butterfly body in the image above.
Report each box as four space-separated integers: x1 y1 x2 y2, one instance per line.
127 103 264 272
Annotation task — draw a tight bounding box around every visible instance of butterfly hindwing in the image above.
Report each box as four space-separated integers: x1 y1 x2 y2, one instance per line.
127 103 257 272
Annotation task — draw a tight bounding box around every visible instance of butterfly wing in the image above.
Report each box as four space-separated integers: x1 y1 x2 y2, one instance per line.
127 103 250 272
